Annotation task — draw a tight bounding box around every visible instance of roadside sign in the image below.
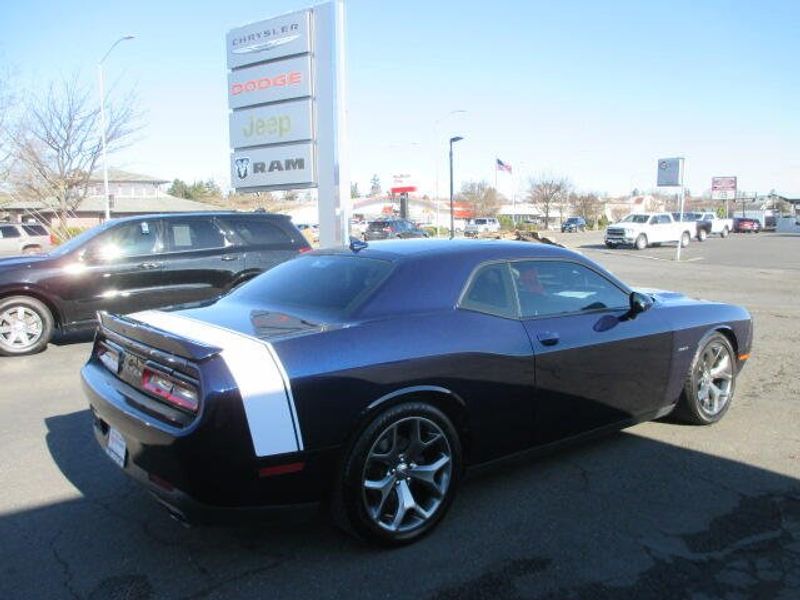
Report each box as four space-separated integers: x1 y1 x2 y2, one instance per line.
227 2 349 247
226 11 312 69
657 158 682 187
229 99 313 149
227 56 312 110
231 144 316 189
712 176 737 200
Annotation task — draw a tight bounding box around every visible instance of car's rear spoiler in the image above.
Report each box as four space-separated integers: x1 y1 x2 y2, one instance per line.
97 311 222 362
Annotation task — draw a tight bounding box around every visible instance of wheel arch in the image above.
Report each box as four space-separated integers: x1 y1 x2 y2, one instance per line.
354 386 471 462
0 287 64 329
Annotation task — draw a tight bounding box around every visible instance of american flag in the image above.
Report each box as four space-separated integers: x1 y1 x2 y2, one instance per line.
496 158 512 174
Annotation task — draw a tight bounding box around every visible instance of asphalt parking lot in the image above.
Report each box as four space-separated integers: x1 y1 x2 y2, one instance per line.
1 232 799 599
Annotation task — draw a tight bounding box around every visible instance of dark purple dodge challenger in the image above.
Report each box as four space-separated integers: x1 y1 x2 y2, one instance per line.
82 239 752 545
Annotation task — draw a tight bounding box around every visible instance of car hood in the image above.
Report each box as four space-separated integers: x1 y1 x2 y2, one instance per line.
0 254 51 268
636 287 707 307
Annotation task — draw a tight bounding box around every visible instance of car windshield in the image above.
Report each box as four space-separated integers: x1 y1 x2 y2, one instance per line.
47 224 111 257
621 214 649 223
227 254 394 320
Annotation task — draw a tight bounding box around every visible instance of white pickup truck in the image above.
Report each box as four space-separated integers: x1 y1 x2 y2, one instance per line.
694 212 734 238
605 212 694 250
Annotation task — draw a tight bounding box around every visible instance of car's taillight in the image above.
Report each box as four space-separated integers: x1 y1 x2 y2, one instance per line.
383 227 391 233
142 367 199 413
298 246 312 253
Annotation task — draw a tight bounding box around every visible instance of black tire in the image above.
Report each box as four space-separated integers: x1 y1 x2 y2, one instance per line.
605 241 615 248
332 401 462 546
672 332 737 425
698 229 708 242
721 226 729 238
635 234 648 250
22 245 43 255
0 295 54 356
680 231 691 248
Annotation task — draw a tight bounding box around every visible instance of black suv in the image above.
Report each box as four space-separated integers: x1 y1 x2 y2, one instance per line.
363 218 428 241
560 217 586 233
0 212 310 356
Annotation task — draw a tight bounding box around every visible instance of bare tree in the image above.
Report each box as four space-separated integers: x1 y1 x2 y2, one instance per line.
528 175 571 228
457 180 503 216
0 69 17 188
6 74 141 228
570 192 601 226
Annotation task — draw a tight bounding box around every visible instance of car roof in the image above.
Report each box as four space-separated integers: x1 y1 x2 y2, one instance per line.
104 211 291 225
321 238 580 262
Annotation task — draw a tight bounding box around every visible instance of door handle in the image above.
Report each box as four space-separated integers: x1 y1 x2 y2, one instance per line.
137 262 160 270
221 255 240 262
536 331 560 346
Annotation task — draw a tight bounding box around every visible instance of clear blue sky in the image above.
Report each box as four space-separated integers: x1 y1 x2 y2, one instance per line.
2 0 798 198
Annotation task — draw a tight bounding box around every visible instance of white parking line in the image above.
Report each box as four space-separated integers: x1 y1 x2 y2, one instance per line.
587 249 705 263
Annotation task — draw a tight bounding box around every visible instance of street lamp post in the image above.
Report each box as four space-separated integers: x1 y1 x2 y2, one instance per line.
449 136 464 239
98 35 135 221
433 110 466 237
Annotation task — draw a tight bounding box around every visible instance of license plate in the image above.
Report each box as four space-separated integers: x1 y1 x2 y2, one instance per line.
106 427 127 468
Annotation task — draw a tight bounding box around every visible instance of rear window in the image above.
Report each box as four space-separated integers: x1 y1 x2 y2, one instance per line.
0 225 21 239
165 219 225 251
229 254 393 319
22 225 48 236
368 221 389 230
219 216 294 246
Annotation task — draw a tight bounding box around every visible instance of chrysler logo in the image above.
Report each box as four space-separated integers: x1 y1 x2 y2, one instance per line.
232 35 300 55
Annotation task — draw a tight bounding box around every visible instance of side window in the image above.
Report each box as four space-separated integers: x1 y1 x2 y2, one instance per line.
90 220 159 261
511 261 629 318
220 217 293 246
0 225 21 239
165 219 225 252
460 263 516 318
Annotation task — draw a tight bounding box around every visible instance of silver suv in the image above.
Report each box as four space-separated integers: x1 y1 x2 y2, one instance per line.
0 223 51 256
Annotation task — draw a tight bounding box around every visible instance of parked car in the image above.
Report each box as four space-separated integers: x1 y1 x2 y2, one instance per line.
560 217 586 233
605 212 694 250
733 217 761 233
0 222 52 256
82 239 752 545
363 218 428 241
464 217 501 237
672 212 711 241
694 212 734 238
0 212 309 356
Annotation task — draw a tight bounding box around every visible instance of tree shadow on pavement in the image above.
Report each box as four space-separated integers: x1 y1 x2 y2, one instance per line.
0 409 797 599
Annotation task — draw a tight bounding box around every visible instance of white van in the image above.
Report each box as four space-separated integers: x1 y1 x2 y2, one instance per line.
464 217 501 237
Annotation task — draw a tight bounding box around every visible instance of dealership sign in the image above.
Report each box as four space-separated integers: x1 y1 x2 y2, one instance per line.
656 157 682 187
231 144 315 188
227 10 316 190
712 176 737 201
229 99 313 148
226 2 349 248
226 10 312 69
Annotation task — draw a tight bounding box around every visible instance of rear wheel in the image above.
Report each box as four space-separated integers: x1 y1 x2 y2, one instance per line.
22 245 43 255
680 231 691 247
698 229 708 242
0 296 54 356
333 402 462 546
721 226 730 238
673 333 737 425
605 241 615 248
635 234 648 250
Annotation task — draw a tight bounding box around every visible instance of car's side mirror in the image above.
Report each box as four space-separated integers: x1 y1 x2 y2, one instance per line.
627 291 653 318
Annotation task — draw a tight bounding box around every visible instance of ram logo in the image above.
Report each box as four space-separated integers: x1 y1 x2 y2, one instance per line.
234 157 251 179
253 158 305 174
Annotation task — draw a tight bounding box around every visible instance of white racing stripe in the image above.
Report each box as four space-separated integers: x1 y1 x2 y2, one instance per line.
131 310 303 456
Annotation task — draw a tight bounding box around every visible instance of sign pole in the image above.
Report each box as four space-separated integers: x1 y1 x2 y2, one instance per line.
315 0 350 247
675 157 685 261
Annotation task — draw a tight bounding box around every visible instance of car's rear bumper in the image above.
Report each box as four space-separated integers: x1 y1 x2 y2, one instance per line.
82 360 337 522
